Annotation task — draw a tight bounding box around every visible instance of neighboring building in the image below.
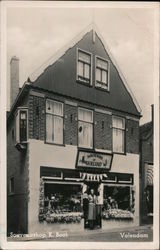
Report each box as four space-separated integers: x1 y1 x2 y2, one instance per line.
7 24 141 235
139 106 153 225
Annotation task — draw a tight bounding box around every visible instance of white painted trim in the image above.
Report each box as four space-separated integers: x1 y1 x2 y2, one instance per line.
95 148 112 154
42 173 63 180
103 183 133 187
64 178 81 182
94 108 112 115
126 116 139 122
30 90 45 98
65 100 77 107
43 180 82 185
29 23 141 114
95 55 110 91
103 177 117 183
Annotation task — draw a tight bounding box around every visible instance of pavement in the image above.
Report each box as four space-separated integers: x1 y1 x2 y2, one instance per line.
7 224 153 242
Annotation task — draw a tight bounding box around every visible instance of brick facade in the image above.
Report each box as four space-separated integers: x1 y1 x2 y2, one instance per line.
7 121 29 234
27 88 139 154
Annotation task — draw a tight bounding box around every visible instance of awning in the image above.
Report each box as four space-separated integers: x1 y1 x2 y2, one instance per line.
145 164 153 186
80 172 107 181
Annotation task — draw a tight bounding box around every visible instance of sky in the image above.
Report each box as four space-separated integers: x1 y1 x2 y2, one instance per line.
6 3 156 124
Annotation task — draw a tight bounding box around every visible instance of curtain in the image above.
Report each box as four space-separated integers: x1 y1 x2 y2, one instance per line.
46 114 54 142
79 108 93 122
113 116 125 129
46 99 63 116
78 61 83 77
96 68 101 82
78 121 93 148
54 116 63 144
97 58 108 70
79 51 90 63
113 128 124 153
84 64 90 79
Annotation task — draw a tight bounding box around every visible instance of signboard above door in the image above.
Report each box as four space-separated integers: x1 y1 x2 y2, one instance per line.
76 150 113 171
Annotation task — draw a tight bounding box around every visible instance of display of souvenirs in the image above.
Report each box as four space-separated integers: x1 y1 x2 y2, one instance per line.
102 209 134 220
46 212 83 223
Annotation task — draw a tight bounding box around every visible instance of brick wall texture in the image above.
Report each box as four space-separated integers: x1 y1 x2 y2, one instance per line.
28 90 139 154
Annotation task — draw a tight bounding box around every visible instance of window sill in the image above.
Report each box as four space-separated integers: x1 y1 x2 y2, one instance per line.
78 146 93 151
45 141 65 147
76 80 92 88
95 86 109 92
113 151 126 156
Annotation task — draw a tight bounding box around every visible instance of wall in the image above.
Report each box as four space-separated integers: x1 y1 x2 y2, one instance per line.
28 139 139 233
7 94 29 234
28 90 139 154
7 122 29 234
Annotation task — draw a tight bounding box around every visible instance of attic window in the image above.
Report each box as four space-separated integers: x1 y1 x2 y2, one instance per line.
77 49 91 85
95 56 109 90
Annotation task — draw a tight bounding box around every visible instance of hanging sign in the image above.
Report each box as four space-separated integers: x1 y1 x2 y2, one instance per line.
76 150 112 170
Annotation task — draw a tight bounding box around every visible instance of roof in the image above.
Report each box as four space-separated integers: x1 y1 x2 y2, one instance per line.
28 23 141 115
140 121 153 140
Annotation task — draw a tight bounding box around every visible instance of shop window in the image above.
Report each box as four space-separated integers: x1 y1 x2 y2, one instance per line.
112 116 125 153
102 186 133 220
9 177 14 194
78 107 93 148
15 108 28 144
46 99 63 144
95 56 109 90
77 49 91 85
41 183 82 223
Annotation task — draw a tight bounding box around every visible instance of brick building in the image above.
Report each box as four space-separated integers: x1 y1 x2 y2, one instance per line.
7 25 141 235
139 106 153 225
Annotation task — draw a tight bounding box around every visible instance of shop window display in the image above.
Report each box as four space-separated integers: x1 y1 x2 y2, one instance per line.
102 186 134 220
39 182 83 223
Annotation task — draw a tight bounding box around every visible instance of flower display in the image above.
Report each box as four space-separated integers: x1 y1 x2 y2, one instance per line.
46 212 83 223
102 209 134 220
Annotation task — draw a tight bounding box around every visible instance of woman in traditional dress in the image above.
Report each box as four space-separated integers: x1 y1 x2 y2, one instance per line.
88 189 97 229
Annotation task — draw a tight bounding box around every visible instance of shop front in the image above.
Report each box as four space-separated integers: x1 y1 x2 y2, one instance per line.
38 150 136 232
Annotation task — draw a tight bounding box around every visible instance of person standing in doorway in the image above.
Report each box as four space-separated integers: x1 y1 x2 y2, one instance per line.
96 192 102 228
88 189 97 230
83 191 89 228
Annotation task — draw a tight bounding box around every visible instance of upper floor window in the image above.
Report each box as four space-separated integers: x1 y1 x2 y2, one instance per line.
77 49 91 85
95 57 109 90
112 116 125 153
46 99 63 144
78 107 93 148
15 108 28 144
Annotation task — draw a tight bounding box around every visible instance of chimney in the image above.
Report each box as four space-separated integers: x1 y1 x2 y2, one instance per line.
151 104 154 124
10 56 19 108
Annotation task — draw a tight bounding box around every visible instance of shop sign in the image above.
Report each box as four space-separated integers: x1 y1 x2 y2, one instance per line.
76 151 112 170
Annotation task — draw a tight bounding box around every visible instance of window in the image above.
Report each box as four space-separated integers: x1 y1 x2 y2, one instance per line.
78 108 93 148
77 49 91 84
46 99 63 144
112 116 125 153
95 57 109 90
15 108 28 144
10 177 14 194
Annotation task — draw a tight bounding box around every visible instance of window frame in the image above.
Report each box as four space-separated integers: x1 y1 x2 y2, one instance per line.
45 98 64 146
9 176 15 194
78 107 93 149
15 107 28 144
112 115 126 154
76 48 92 86
95 55 110 91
